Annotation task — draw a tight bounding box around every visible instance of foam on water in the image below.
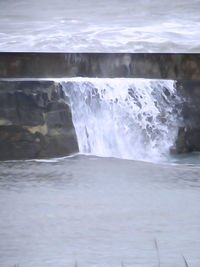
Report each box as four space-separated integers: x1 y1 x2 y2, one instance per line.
62 78 183 162
0 0 199 52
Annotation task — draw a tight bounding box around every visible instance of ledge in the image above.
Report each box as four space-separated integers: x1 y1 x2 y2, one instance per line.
0 52 200 80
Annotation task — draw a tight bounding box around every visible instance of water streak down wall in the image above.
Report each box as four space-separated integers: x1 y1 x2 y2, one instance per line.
0 53 200 80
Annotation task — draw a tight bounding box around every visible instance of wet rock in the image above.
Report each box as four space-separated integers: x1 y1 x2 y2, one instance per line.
174 127 200 154
174 80 200 153
0 81 78 160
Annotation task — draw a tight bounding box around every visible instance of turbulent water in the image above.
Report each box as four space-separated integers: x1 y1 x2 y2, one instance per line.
62 78 182 162
0 0 200 52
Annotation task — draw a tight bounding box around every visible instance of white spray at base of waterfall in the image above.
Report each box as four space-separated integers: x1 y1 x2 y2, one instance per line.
62 78 182 162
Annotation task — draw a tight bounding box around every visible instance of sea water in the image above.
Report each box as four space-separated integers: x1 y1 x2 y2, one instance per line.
0 155 200 267
0 0 199 52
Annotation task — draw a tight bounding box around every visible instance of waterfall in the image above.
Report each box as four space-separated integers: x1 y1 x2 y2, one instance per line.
62 78 182 161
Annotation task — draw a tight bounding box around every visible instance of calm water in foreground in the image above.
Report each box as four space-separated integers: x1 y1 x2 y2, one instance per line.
0 154 200 267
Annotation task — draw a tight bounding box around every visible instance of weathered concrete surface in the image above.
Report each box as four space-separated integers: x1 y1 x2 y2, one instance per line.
174 80 200 153
0 53 200 80
0 81 78 160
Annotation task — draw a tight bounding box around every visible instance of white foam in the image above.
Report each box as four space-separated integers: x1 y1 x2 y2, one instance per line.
0 0 199 52
62 78 183 162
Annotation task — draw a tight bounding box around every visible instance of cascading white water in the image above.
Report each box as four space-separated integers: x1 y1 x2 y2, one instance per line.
62 78 182 161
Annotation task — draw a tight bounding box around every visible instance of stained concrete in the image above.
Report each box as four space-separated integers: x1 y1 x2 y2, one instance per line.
0 53 200 80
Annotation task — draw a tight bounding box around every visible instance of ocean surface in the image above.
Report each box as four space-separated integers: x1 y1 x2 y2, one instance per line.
0 0 200 52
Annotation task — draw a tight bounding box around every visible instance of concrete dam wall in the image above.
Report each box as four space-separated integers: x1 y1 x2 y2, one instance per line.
0 53 200 160
0 52 200 80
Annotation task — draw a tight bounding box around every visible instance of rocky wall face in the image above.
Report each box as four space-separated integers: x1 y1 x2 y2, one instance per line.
174 80 200 153
0 81 79 160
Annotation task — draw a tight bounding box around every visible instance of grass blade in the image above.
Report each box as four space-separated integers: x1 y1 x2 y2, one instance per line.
182 255 189 267
154 238 161 267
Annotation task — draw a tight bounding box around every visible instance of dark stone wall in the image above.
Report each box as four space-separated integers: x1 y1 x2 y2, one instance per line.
0 81 78 160
0 53 200 80
174 80 200 153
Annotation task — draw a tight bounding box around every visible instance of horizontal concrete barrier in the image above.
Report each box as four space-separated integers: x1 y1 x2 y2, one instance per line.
0 53 200 80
